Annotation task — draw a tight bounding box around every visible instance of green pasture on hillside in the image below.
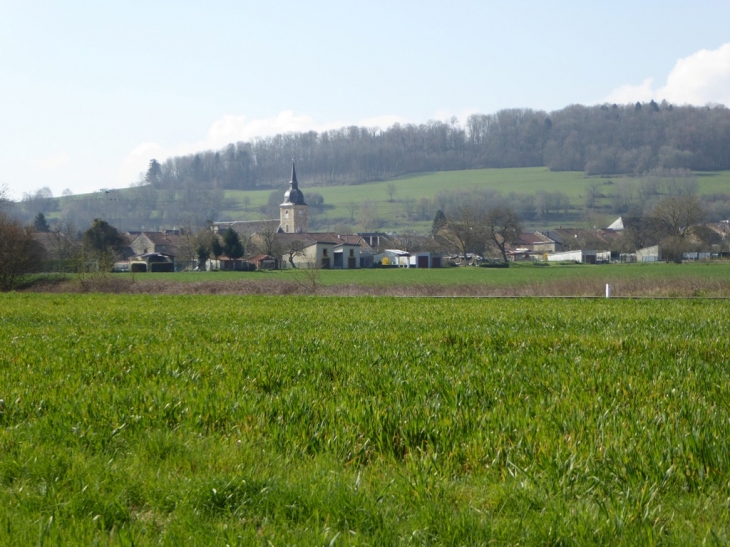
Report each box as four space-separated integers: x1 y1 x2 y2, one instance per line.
220 167 730 228
2 294 730 544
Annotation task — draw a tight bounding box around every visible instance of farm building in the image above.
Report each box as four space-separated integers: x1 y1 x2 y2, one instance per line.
247 254 278 270
206 256 251 271
376 250 442 268
546 250 609 264
378 249 410 266
636 245 661 262
129 252 175 272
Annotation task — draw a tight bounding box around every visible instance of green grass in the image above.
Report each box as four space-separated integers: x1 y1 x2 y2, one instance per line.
219 167 730 229
3 294 730 544
131 260 730 287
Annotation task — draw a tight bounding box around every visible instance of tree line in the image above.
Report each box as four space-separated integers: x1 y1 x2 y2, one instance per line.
145 102 730 193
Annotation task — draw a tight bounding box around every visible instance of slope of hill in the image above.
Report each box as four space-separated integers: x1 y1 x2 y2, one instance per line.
218 167 730 232
18 167 730 233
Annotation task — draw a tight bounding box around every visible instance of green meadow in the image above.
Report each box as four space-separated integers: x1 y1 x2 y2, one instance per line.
116 261 730 298
220 167 730 229
2 294 730 545
132 260 730 287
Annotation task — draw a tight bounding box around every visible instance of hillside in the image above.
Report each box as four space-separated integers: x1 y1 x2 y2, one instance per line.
217 167 730 232
19 167 730 233
141 102 730 196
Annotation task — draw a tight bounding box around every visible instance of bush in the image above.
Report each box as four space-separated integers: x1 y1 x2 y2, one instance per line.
479 262 509 268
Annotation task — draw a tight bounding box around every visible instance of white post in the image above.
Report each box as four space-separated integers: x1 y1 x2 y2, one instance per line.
605 284 611 298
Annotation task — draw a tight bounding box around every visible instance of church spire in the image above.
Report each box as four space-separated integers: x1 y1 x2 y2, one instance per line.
282 160 306 205
290 160 299 188
279 160 309 234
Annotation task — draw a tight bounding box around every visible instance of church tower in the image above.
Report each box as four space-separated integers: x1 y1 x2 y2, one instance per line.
279 162 308 233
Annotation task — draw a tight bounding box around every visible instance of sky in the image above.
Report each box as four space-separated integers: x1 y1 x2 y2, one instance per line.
1 0 730 201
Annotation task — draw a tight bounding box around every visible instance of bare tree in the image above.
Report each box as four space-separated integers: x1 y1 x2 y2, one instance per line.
386 182 397 202
0 214 44 291
483 205 522 262
401 197 415 219
0 184 9 210
394 230 422 252
359 201 381 232
584 180 602 210
621 215 663 251
438 205 486 258
175 227 202 271
283 239 306 268
345 202 358 222
256 224 282 259
46 220 81 266
652 195 705 240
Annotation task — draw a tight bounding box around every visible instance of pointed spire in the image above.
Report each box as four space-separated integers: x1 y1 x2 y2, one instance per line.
281 160 306 205
290 160 298 188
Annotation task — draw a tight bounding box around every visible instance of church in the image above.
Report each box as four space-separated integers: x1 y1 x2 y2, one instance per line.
279 162 309 234
214 163 375 269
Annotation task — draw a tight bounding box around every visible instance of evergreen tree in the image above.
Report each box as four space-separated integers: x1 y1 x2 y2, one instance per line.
432 209 447 234
210 236 223 259
196 244 209 271
83 218 124 255
33 212 50 232
145 159 162 186
221 227 244 259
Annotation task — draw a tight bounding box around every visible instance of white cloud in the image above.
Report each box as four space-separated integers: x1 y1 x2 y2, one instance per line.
206 111 336 148
117 110 415 187
117 142 168 186
661 43 730 105
358 114 409 128
605 43 730 106
603 78 656 104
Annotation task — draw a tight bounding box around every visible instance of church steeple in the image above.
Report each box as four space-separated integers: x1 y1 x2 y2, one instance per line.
281 160 306 206
291 161 299 187
279 161 309 233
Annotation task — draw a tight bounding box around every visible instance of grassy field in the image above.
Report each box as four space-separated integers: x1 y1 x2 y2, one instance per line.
218 167 730 230
2 294 730 544
126 260 730 286
41 260 728 298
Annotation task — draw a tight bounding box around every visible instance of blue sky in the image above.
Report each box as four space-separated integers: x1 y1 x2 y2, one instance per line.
1 0 730 200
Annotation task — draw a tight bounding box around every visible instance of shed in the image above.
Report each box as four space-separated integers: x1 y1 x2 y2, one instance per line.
546 250 599 264
129 252 175 272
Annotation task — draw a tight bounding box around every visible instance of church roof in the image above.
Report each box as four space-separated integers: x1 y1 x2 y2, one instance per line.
281 162 307 206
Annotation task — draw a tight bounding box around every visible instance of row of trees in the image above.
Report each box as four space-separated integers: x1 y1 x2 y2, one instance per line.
143 102 730 193
0 188 145 290
436 205 522 262
193 227 245 270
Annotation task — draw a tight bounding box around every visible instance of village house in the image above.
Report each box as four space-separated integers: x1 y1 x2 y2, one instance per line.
212 163 441 269
129 230 184 257
516 232 559 254
235 163 388 270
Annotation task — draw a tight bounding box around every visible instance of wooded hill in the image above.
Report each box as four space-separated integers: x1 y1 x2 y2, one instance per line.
146 101 730 192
